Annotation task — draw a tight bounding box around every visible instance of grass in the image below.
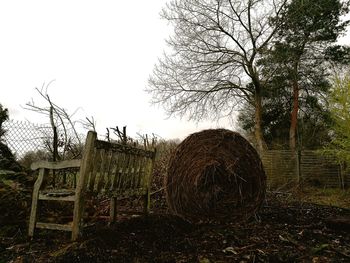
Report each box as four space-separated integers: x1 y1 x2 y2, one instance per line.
297 186 350 209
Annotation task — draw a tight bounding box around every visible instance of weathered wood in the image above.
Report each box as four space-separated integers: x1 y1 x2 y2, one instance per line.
130 158 140 190
109 153 121 191
95 139 155 158
88 148 100 192
126 158 136 190
72 131 96 241
109 197 117 222
31 159 81 170
104 151 116 191
95 149 106 193
143 190 151 214
29 130 156 241
143 150 156 214
136 157 146 188
39 193 75 202
36 222 72 231
118 153 131 190
28 168 47 237
103 151 112 191
134 159 142 189
114 153 126 190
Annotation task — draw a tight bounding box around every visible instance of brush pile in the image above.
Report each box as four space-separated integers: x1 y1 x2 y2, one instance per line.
166 129 266 222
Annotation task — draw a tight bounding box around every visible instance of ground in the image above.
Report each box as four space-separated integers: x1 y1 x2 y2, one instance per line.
1 171 350 262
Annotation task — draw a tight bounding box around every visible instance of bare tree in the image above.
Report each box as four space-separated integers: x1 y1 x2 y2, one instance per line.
23 81 83 160
148 0 287 151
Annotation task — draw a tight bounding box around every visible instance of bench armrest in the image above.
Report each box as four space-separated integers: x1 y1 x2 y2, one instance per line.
31 159 81 170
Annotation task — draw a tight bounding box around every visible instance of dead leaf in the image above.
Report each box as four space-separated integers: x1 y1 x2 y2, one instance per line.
222 247 238 254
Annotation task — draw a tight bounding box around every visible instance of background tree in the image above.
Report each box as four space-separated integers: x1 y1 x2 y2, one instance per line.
238 89 333 149
148 0 287 151
0 104 22 171
323 72 350 164
0 104 9 141
24 82 84 160
262 0 350 150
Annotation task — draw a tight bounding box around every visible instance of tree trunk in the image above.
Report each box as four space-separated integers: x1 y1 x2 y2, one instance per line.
50 106 59 186
254 90 265 152
289 71 299 151
50 106 59 162
249 65 266 153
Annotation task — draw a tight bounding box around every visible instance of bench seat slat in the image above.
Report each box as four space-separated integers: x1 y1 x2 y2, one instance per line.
39 193 75 202
36 222 72 231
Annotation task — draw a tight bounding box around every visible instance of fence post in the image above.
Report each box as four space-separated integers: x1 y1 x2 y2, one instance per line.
296 150 301 186
339 162 346 190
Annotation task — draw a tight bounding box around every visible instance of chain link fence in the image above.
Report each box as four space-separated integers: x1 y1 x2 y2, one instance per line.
2 119 84 160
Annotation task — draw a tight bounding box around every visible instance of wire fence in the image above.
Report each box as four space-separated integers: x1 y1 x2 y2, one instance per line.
261 150 349 189
2 119 83 159
2 119 348 189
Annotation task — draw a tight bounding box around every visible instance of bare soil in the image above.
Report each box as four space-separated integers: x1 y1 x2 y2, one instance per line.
1 173 350 263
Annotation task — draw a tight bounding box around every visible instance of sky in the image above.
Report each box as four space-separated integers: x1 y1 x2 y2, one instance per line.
0 0 231 140
1 1 349 141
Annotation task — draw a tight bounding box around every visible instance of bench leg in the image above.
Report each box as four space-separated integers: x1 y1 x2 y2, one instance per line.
109 197 117 223
72 196 85 241
28 168 46 238
143 190 150 214
28 191 39 237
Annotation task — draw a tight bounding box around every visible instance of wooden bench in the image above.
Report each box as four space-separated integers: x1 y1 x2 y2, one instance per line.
28 131 156 241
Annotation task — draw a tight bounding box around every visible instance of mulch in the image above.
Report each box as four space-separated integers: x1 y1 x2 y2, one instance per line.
1 182 350 263
2 130 350 262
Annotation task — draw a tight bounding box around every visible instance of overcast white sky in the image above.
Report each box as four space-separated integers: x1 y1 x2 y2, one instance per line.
1 1 349 140
1 0 232 140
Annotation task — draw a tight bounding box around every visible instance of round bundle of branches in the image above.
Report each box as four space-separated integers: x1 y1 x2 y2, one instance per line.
166 129 266 222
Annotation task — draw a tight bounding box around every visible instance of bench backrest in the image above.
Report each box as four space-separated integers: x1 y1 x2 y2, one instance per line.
78 131 156 197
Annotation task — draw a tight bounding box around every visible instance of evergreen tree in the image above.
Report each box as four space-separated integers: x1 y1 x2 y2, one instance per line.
0 104 9 140
238 0 350 150
238 89 333 149
0 104 22 171
266 0 349 150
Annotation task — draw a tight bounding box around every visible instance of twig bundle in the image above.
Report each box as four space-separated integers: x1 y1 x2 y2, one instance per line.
166 129 266 222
